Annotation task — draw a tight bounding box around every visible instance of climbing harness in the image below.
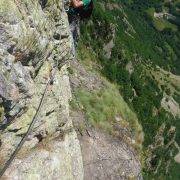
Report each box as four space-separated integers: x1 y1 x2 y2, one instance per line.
64 0 70 11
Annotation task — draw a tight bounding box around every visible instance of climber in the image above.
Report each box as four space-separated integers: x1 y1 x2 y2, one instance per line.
67 0 93 35
66 0 93 19
65 0 93 56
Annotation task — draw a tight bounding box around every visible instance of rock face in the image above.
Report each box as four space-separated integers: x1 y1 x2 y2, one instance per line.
0 0 83 179
0 1 144 179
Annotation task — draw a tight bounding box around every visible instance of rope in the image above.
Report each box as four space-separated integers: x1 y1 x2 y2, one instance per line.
0 70 55 178
0 0 75 176
0 43 72 178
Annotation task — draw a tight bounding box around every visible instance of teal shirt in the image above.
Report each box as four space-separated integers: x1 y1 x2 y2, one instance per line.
82 0 91 9
68 0 91 15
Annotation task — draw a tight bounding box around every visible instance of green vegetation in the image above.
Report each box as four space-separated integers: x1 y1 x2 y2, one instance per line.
0 106 4 123
146 7 178 31
71 77 143 149
78 0 180 179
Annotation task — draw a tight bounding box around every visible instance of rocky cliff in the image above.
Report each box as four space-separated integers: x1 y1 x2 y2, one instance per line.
0 0 83 179
0 0 144 179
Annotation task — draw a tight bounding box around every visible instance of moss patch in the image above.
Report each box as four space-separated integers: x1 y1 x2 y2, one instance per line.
0 106 4 123
71 81 143 148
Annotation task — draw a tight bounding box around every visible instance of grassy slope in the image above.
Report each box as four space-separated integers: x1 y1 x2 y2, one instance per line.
78 0 180 179
146 7 178 32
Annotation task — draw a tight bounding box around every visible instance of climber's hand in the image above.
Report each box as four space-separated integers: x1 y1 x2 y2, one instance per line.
71 0 83 8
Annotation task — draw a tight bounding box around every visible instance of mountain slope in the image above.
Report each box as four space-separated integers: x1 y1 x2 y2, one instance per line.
69 60 143 179
78 0 180 179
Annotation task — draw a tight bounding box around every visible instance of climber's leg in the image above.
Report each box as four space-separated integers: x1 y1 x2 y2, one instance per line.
70 32 76 58
69 20 76 58
69 15 80 58
39 0 48 9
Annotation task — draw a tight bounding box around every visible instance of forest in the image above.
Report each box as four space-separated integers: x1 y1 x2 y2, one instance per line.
78 0 180 179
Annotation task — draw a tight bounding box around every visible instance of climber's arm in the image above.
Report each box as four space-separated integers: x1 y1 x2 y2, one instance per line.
71 0 83 8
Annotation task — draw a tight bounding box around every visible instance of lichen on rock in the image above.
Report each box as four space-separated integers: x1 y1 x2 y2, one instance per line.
0 0 83 179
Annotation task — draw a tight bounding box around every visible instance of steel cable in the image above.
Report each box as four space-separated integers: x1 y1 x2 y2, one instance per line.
0 0 75 176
